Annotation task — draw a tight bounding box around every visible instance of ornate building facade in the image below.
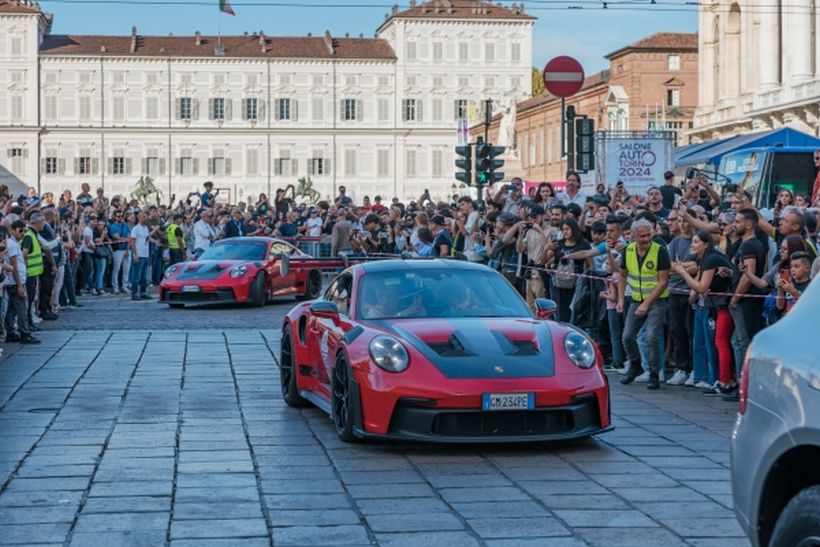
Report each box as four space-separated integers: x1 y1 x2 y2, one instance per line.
0 0 534 201
691 0 820 141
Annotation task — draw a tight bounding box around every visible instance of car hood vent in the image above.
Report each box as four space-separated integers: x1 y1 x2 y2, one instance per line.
369 318 555 379
427 331 539 358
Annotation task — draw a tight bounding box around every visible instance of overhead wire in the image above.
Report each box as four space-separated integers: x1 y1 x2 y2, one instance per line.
38 0 818 13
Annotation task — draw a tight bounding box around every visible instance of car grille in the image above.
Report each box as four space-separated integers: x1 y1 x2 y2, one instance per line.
432 409 573 437
165 289 235 303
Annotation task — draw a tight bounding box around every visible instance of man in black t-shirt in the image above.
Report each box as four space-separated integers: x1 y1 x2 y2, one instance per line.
659 171 682 210
730 208 766 359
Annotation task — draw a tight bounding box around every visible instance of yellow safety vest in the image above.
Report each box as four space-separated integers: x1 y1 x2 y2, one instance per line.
166 223 183 250
625 241 668 302
24 229 44 277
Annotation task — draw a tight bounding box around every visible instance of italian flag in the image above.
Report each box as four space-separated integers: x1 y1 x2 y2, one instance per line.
219 0 235 15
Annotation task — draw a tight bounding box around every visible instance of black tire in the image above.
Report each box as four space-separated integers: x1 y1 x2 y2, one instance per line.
167 303 185 309
331 352 359 443
250 274 265 307
770 485 820 547
297 270 322 301
279 328 307 407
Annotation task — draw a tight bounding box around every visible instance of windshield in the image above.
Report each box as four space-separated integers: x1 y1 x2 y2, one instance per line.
357 268 532 320
719 150 766 192
200 241 267 261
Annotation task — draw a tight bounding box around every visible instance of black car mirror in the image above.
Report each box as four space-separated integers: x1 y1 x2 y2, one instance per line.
534 298 558 320
310 300 339 318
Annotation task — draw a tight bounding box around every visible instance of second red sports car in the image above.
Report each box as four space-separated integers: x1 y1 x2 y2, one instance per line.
159 237 324 308
280 259 612 443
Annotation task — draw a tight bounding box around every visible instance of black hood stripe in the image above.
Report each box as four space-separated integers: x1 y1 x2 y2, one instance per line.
369 318 555 379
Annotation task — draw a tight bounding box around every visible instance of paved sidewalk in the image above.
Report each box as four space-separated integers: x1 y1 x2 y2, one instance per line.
0 329 748 546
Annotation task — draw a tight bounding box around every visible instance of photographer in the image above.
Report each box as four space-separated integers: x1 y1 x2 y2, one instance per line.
360 214 390 255
514 205 549 310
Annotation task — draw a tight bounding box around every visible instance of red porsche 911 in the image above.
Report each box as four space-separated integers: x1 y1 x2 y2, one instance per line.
159 237 324 308
280 259 612 443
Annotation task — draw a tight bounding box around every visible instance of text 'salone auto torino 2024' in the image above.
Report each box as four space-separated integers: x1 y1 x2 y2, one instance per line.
159 237 324 307
279 259 612 442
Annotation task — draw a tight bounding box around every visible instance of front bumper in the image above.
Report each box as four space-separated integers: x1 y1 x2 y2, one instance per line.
358 393 611 443
159 280 251 304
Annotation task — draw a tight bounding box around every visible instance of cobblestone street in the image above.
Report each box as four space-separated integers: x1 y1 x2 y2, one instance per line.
0 297 748 546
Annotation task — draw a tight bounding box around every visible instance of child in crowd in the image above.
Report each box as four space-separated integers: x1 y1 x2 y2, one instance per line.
776 252 813 314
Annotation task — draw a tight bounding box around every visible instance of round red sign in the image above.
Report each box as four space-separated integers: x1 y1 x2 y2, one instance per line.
542 56 585 98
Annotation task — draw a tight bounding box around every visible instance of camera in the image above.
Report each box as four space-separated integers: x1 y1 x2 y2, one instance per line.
725 183 739 193
0 244 6 253
685 167 697 180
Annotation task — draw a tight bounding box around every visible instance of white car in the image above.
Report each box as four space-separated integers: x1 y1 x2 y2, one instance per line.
731 275 820 547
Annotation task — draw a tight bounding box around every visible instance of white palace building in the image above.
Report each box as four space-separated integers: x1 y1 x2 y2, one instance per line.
0 0 534 202
691 0 820 141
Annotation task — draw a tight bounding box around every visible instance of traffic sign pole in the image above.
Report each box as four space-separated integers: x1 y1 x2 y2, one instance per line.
543 56 585 175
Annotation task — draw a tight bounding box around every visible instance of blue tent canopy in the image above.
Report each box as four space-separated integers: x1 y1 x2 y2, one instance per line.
674 127 820 168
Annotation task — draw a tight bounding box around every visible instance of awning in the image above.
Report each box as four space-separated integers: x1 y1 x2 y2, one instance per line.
674 127 820 168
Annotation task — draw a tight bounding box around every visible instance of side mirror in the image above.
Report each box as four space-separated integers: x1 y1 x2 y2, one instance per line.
310 300 339 318
276 253 290 276
534 298 558 320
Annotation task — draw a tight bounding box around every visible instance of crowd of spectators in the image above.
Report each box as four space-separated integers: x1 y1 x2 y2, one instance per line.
2 148 820 398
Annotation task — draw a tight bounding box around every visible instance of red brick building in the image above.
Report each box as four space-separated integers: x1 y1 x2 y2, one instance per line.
472 32 698 182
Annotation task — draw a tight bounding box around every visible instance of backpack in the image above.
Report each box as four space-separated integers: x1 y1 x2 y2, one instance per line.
555 258 577 289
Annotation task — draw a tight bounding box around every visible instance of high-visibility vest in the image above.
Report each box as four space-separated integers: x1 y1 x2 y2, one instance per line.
24 229 44 277
166 223 183 250
625 241 668 302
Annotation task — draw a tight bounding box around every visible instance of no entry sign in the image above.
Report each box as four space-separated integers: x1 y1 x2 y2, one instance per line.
542 56 585 98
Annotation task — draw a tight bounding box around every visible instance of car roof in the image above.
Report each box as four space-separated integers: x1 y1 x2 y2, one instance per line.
214 237 277 245
354 259 493 274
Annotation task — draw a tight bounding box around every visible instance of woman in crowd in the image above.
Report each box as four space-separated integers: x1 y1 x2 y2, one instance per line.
773 188 794 218
672 229 736 394
533 182 556 206
543 218 591 322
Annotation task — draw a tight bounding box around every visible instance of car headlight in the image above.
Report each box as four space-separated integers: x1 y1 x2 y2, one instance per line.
230 265 248 279
368 336 409 373
564 330 596 369
164 265 178 279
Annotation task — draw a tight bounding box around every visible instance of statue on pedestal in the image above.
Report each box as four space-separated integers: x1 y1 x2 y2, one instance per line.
497 97 519 159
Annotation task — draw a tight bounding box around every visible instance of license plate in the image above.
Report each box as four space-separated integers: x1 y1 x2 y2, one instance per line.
182 285 201 293
482 393 535 411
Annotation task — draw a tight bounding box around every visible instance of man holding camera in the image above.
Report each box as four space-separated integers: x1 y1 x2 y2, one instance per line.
514 205 549 310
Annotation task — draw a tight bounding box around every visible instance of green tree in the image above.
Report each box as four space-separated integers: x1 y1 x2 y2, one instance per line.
531 67 546 97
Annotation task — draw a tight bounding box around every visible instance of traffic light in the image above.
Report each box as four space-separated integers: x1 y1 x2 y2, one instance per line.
455 145 472 186
575 118 595 173
475 137 505 186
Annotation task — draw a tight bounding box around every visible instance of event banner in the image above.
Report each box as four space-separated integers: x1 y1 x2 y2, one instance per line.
596 136 672 195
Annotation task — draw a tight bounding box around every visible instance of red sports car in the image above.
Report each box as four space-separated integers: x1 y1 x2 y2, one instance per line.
280 259 612 443
159 237 324 308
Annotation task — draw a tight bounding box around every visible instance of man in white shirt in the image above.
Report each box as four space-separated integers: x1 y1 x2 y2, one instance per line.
193 209 215 259
304 208 324 256
4 220 39 343
129 211 151 300
557 171 588 208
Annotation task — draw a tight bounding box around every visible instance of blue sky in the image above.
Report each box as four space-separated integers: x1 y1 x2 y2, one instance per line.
42 1 697 75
